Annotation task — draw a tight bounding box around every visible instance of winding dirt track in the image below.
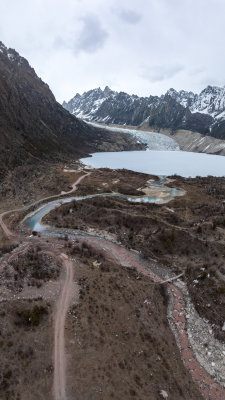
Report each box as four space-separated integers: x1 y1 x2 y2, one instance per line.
0 172 90 239
0 209 19 238
61 172 90 195
53 254 75 400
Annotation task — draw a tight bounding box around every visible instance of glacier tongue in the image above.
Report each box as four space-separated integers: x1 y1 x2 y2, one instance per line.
87 122 179 151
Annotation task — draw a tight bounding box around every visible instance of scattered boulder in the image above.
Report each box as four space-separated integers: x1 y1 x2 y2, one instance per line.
160 389 168 399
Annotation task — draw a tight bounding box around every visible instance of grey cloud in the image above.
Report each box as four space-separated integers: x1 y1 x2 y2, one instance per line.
189 67 204 76
2 0 225 102
75 15 108 54
118 9 142 24
141 65 184 83
53 36 68 50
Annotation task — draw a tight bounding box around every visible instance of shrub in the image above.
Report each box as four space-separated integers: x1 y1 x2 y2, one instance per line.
128 232 134 240
197 225 202 234
212 221 217 230
3 370 12 379
16 305 48 326
218 286 225 294
198 271 207 280
166 238 173 248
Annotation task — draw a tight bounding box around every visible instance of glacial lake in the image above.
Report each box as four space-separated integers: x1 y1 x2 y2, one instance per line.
81 150 225 178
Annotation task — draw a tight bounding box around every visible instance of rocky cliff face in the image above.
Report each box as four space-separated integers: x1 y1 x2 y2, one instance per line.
0 42 143 179
63 85 225 138
148 95 213 134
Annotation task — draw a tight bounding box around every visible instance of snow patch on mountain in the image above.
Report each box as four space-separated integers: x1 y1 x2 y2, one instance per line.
0 41 27 68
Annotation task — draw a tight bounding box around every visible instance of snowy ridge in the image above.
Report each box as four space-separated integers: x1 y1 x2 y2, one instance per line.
166 86 225 120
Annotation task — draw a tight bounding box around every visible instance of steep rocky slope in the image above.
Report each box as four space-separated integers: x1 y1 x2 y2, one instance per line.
147 95 213 134
0 42 142 180
63 85 225 138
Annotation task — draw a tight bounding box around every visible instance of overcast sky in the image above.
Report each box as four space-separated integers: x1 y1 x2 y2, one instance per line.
1 0 225 102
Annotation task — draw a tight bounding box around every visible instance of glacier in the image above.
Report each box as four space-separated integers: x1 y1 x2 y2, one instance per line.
87 121 180 151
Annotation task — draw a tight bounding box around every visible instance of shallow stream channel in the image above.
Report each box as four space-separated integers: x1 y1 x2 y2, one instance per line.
22 177 184 236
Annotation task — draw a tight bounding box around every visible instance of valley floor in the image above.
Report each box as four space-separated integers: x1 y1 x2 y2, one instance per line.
0 163 225 399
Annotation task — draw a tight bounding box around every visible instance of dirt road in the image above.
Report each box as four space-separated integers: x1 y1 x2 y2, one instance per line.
61 172 90 195
53 254 76 400
0 209 19 238
0 172 90 239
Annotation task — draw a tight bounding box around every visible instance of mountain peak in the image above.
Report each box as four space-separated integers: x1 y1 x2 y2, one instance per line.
0 41 6 52
166 88 178 96
103 85 112 95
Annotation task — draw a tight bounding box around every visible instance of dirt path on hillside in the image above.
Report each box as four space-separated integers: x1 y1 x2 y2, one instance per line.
53 254 77 400
61 172 90 195
0 208 20 238
0 172 90 239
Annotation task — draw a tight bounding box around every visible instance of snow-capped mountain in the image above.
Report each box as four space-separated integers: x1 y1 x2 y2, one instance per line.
166 88 197 109
63 85 225 139
63 86 113 121
166 86 225 120
63 86 160 126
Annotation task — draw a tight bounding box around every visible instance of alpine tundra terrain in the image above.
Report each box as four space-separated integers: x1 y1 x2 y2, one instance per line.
63 86 225 155
1 41 225 400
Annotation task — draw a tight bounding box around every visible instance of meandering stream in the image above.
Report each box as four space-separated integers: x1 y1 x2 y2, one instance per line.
23 184 183 233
